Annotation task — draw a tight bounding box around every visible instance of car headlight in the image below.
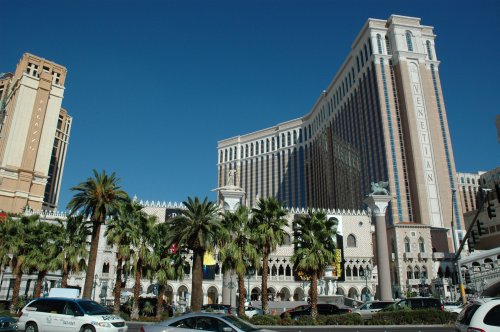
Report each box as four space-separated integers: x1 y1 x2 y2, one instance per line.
93 321 112 327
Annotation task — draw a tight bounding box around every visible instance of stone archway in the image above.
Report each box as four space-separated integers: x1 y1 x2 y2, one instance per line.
207 286 218 304
348 287 359 300
251 287 261 301
279 287 291 301
293 287 304 301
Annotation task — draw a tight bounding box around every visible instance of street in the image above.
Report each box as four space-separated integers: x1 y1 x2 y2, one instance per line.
126 321 455 332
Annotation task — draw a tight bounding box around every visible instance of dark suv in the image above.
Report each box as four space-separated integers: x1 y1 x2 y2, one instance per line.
280 304 351 319
385 297 444 311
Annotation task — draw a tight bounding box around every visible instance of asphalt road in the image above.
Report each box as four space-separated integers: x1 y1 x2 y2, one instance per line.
126 321 455 332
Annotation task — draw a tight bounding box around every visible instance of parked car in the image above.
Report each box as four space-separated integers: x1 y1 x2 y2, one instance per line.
139 312 276 332
280 303 351 319
18 297 128 332
456 297 500 332
382 297 444 311
0 316 17 332
352 300 394 320
201 304 233 314
444 301 464 315
242 306 263 318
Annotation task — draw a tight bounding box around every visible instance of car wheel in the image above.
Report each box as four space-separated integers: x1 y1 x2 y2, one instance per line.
80 325 96 332
25 322 38 332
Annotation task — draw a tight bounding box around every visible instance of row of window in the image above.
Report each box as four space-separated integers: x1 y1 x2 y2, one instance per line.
26 62 62 85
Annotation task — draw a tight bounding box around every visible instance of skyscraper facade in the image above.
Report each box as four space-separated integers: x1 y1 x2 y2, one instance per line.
217 15 464 252
0 53 71 213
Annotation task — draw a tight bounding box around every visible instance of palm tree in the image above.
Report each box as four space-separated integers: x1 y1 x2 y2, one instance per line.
165 197 222 312
150 222 189 320
67 169 128 299
2 215 38 313
251 197 288 314
129 206 156 320
219 206 260 317
105 199 138 314
53 216 90 288
25 221 60 298
291 209 337 319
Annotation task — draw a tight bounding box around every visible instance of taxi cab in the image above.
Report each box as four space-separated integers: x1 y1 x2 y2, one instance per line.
18 297 128 332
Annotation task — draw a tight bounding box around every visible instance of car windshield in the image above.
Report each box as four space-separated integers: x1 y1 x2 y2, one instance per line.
223 315 260 332
78 300 111 315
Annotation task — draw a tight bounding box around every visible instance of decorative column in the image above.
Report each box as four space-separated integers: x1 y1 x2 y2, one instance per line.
364 182 392 301
214 169 245 305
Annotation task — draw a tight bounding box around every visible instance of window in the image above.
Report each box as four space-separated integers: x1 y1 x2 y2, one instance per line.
347 234 357 247
418 237 425 253
405 31 413 52
484 304 500 326
385 35 392 54
404 237 410 252
102 262 110 274
426 40 433 60
406 267 412 279
26 62 39 77
376 34 383 54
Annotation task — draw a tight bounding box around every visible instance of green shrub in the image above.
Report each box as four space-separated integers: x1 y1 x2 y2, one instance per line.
371 308 456 325
293 315 317 326
250 314 279 325
319 313 364 325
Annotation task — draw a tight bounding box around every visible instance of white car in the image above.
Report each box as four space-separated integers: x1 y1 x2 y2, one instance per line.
456 297 500 332
18 297 128 332
352 300 394 320
243 306 263 318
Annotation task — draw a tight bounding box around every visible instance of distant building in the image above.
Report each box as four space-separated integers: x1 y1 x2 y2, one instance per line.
0 54 72 212
456 171 483 213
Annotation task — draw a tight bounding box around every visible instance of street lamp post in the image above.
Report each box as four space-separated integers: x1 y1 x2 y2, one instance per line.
92 274 99 301
246 268 254 303
361 267 371 302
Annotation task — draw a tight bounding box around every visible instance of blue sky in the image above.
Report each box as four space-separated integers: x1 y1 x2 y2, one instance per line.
1 0 499 210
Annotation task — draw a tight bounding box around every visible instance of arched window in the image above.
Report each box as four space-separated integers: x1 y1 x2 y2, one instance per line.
219 151 223 163
293 131 297 144
102 262 110 274
376 34 383 54
391 238 396 254
347 234 357 247
287 132 291 146
418 237 425 253
281 133 285 148
414 266 420 279
245 145 248 158
283 233 292 245
407 266 412 279
261 140 264 153
421 266 428 278
346 266 352 277
426 40 433 60
405 31 414 52
266 139 269 152
255 142 259 155
271 265 277 276
404 237 411 253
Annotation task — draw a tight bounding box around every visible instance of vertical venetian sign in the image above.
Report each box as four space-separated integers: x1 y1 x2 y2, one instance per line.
408 62 442 227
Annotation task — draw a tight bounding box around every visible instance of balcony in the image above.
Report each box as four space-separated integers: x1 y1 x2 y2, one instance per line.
418 252 431 260
407 279 420 286
403 252 416 260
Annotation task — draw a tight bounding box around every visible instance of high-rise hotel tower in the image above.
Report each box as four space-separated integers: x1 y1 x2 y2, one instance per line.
217 16 464 251
0 53 72 213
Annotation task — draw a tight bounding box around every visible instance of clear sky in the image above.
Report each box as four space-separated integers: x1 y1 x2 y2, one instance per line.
1 0 499 210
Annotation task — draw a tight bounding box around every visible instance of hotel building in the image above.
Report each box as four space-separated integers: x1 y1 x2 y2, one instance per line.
218 15 463 245
0 53 72 213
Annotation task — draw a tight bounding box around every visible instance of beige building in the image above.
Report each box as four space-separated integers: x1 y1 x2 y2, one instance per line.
217 15 465 298
0 54 72 213
456 171 483 213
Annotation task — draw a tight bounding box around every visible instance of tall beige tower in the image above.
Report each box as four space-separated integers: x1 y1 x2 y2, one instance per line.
0 53 71 213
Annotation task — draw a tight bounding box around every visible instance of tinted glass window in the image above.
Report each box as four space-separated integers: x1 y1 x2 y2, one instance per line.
458 304 481 325
46 300 66 314
196 317 230 332
483 304 500 326
373 302 392 309
422 299 439 308
78 300 110 315
170 317 196 329
27 299 52 313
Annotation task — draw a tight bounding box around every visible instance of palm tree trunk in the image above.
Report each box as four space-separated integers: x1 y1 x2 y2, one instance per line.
311 272 318 319
10 266 23 314
191 249 204 312
156 284 165 320
83 220 102 299
237 272 245 317
131 258 142 320
261 250 269 314
61 260 69 288
113 257 123 315
34 271 47 298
